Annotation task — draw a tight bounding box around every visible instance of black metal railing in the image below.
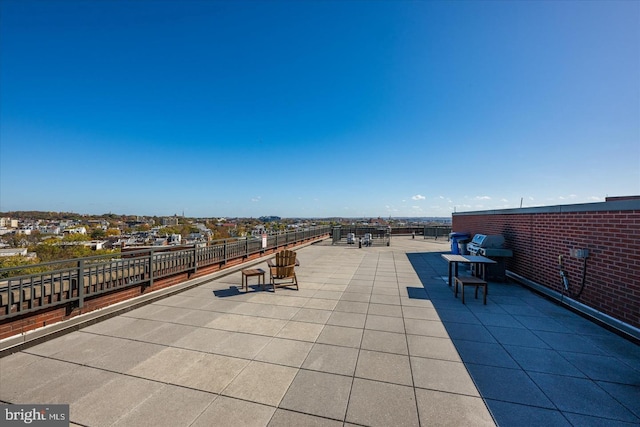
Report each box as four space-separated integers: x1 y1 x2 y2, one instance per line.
0 225 331 320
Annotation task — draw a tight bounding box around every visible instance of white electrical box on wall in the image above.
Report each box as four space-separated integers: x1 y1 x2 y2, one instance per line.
570 248 590 258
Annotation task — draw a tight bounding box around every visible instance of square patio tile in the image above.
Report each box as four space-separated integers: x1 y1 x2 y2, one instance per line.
316 325 363 348
503 345 585 377
192 396 275 427
327 311 366 328
207 313 287 336
535 331 606 355
365 314 405 333
370 294 401 305
334 300 369 314
355 350 413 386
291 308 332 324
485 399 570 427
340 292 371 302
127 346 205 383
112 384 215 427
313 290 344 300
453 340 519 369
486 326 551 348
411 357 480 396
563 412 640 427
210 332 272 359
436 308 479 324
560 352 640 385
402 306 441 320
254 337 313 368
303 298 338 310
371 287 399 296
444 322 497 344
279 370 352 420
346 378 419 427
301 343 359 376
72 374 163 427
404 319 449 338
171 353 249 393
513 314 572 333
465 364 553 408
268 409 343 426
222 361 298 406
345 285 373 294
35 333 128 365
8 363 117 406
177 309 223 326
400 297 435 308
275 321 325 342
407 335 461 362
361 330 408 355
174 327 234 353
596 381 640 420
473 312 525 328
529 372 639 422
416 388 495 427
88 340 165 373
368 303 403 317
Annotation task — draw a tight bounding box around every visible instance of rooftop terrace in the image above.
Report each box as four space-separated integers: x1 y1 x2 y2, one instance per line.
1 237 638 426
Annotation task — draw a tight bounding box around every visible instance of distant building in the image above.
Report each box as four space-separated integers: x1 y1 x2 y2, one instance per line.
65 227 87 235
0 248 28 257
252 225 267 236
0 218 18 228
162 216 180 226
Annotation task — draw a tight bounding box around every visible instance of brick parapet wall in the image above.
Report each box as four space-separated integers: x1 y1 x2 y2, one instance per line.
453 205 640 329
0 235 328 341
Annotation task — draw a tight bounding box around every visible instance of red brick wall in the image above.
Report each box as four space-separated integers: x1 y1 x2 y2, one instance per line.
453 205 640 329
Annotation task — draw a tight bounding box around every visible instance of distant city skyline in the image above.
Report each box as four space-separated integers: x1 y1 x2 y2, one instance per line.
1 0 638 218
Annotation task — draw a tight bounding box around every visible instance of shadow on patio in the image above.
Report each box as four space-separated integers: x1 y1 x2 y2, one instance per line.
407 251 640 426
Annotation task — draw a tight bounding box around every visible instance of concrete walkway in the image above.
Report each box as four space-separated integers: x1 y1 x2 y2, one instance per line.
1 238 638 426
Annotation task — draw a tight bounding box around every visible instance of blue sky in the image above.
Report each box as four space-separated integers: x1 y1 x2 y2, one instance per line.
1 0 638 218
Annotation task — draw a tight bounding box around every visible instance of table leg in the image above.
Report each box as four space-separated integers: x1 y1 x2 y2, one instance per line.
448 262 453 287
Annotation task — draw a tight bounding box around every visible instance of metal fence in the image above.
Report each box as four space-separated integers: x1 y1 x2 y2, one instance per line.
0 226 331 320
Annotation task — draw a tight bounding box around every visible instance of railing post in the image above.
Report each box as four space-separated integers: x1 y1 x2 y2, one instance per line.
148 249 154 288
245 237 249 258
223 240 227 264
193 246 198 274
77 259 85 308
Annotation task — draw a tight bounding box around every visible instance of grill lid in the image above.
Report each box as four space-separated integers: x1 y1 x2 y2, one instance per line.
470 234 505 248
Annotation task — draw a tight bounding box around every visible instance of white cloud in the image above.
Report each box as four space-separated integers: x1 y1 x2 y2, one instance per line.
251 196 261 202
412 194 426 200
475 196 491 200
500 198 508 203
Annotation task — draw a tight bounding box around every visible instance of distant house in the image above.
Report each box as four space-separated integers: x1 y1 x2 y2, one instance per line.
153 238 168 246
0 248 28 257
252 225 267 236
0 218 18 228
65 227 87 235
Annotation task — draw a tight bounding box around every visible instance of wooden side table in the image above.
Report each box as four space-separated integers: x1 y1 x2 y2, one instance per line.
241 268 265 292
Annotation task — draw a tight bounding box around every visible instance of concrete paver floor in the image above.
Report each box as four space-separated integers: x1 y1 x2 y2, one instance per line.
1 238 638 426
